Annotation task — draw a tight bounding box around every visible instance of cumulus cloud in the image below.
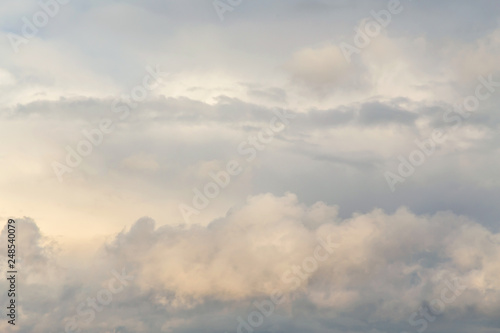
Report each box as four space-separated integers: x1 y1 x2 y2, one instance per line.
1 1 500 332
2 194 500 332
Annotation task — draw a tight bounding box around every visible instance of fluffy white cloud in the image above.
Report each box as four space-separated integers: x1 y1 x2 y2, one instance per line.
2 194 500 332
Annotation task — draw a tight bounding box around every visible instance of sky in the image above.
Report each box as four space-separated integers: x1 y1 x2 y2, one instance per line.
1 0 500 332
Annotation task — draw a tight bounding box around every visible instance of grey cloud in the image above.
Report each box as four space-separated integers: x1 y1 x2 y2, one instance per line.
358 102 418 126
1 2 500 332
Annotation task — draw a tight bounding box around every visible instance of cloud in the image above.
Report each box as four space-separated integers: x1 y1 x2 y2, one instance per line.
358 102 418 126
121 154 160 172
3 194 500 332
1 2 500 332
285 44 369 93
